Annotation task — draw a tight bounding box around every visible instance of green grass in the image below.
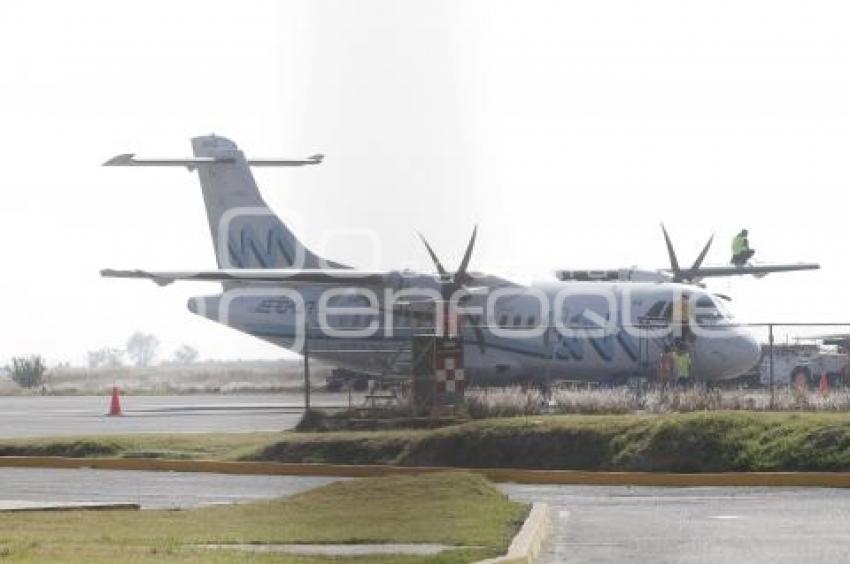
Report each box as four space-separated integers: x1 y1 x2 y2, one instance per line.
247 411 850 472
0 472 526 563
8 411 850 472
0 432 281 460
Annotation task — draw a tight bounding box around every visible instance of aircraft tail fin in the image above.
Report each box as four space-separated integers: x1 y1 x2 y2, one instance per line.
191 135 344 269
105 135 344 269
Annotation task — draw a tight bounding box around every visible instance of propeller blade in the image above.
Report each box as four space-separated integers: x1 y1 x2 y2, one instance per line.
456 225 478 282
417 232 447 276
690 234 714 273
660 224 681 280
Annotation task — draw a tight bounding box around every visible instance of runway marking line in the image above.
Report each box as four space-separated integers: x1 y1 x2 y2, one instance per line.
0 457 850 487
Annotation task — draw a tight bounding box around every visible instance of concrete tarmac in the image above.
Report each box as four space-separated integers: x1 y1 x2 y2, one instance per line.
0 393 353 438
0 467 338 509
506 484 850 564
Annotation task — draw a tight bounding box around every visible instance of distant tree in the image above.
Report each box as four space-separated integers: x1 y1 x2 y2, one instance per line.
126 332 159 367
87 347 125 369
9 355 46 389
173 345 199 365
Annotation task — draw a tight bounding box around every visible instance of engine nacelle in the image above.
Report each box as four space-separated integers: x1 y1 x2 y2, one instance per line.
555 268 670 283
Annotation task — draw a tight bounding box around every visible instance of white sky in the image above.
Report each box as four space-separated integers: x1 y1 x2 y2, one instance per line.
0 0 846 364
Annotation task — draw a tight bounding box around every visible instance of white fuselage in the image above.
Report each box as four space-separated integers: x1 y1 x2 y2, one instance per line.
188 279 761 385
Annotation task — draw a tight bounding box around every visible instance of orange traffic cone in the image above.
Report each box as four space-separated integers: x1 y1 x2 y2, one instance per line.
819 373 830 395
107 385 122 416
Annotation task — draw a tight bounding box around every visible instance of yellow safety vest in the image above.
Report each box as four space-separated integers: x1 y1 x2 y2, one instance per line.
732 234 748 256
674 351 691 378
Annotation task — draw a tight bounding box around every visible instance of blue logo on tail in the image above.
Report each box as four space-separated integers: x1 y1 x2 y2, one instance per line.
227 225 296 268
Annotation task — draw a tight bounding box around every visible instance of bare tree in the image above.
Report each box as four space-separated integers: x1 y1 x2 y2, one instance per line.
173 345 199 365
88 347 125 369
126 332 159 367
9 355 46 388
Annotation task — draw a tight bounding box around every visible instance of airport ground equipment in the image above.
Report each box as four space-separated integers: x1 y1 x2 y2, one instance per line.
411 319 467 417
758 342 848 387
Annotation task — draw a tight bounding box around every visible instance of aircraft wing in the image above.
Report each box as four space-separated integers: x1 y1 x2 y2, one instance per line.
100 268 388 286
670 263 820 280
100 268 519 290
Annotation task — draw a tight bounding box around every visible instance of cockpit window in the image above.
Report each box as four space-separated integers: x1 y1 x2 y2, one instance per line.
713 296 734 319
646 300 666 318
694 295 730 325
695 296 713 308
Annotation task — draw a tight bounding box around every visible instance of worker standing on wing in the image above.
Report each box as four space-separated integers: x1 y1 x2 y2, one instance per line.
731 229 755 266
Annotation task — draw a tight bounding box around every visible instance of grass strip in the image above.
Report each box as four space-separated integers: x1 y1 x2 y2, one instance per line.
7 411 850 472
0 472 525 563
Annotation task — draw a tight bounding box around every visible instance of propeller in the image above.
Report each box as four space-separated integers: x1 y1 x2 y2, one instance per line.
661 224 714 283
417 226 487 353
417 226 479 297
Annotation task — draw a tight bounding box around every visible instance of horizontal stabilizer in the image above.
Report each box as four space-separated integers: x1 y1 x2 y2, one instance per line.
101 268 386 286
103 153 323 169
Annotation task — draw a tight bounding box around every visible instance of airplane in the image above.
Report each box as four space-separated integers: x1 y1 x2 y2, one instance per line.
101 135 820 386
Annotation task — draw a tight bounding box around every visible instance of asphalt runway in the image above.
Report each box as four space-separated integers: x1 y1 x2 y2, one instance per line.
506 484 850 564
0 393 353 438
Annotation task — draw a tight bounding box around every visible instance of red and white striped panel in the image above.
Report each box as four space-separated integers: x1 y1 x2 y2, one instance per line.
435 355 465 394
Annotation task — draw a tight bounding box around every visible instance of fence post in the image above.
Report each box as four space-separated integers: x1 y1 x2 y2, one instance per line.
768 323 775 409
303 313 311 412
544 313 554 403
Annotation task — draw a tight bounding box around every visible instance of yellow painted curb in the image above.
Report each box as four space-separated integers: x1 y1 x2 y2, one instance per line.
475 503 550 564
1 456 850 487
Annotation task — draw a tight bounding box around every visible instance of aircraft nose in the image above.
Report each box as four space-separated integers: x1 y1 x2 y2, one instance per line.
724 333 761 378
742 334 762 372
697 332 762 380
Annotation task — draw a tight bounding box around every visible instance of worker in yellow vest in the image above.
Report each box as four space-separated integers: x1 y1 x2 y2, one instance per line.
731 229 755 266
673 342 692 387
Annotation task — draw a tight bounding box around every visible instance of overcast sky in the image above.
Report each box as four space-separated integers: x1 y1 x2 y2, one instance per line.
0 0 846 364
